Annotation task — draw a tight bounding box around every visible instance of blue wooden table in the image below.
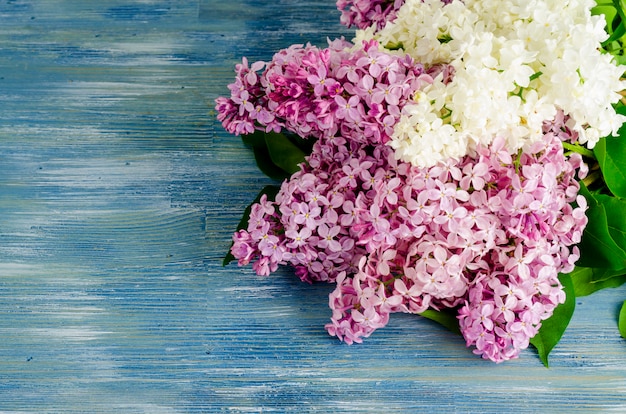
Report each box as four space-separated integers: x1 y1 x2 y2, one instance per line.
1 1 625 412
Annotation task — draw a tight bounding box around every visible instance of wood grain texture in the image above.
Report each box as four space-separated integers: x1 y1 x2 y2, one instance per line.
0 1 624 412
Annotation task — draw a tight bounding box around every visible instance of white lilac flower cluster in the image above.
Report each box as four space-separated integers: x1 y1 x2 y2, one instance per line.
355 0 626 167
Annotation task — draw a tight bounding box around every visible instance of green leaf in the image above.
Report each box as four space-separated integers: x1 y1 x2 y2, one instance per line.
614 0 626 23
530 273 576 368
252 145 291 180
594 104 626 198
594 1 626 55
284 131 315 154
241 130 267 148
590 267 626 283
222 185 281 266
603 20 626 47
241 131 308 179
240 131 291 180
419 309 461 335
578 201 626 269
619 301 626 338
569 266 626 296
614 54 626 66
593 193 626 258
264 131 306 175
576 183 626 269
592 5 618 27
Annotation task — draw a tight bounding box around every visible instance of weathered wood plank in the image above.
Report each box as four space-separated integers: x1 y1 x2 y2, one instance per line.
0 0 624 412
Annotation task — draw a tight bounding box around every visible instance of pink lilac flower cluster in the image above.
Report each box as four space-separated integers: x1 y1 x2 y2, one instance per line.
216 37 589 362
224 111 587 362
336 0 405 30
335 0 453 30
216 38 442 146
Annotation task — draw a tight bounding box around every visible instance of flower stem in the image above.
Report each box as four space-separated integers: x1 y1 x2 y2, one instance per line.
562 142 596 159
582 170 602 188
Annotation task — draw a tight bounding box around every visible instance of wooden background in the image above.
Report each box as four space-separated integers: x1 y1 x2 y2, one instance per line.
0 0 625 412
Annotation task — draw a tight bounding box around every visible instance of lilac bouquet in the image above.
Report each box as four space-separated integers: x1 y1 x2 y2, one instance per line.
216 0 626 364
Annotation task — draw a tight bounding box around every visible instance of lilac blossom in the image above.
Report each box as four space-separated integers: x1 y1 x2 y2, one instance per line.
336 0 405 30
217 32 589 363
216 38 433 147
